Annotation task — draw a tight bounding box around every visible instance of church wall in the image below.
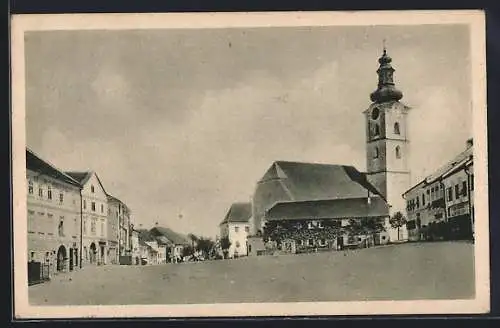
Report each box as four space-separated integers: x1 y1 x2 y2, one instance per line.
251 180 292 236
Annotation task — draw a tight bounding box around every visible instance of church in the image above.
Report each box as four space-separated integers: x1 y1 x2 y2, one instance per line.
246 47 412 255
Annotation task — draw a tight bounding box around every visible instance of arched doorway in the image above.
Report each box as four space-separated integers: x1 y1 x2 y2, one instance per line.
90 243 97 264
56 245 67 272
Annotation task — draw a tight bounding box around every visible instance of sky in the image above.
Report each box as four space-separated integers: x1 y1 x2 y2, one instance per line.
24 24 472 238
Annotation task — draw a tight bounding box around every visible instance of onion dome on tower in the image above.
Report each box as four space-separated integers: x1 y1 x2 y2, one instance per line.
370 45 403 103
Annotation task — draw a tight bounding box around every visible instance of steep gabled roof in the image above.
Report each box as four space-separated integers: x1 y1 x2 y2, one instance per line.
66 170 108 195
65 171 92 185
150 226 190 245
137 229 156 242
266 197 389 221
258 161 385 201
220 202 252 225
26 148 81 188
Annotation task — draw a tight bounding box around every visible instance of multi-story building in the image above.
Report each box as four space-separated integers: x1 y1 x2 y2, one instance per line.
219 203 252 258
130 227 140 265
106 194 131 264
26 148 82 276
66 171 109 265
442 144 474 240
150 226 190 263
403 139 474 241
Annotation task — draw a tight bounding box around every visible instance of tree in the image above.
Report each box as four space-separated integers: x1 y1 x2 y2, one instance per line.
196 237 215 259
187 233 199 248
389 211 407 241
220 236 231 259
181 245 194 259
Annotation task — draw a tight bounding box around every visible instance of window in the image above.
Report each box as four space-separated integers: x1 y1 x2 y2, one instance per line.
308 239 314 246
83 200 86 209
38 187 43 198
447 187 453 201
455 184 460 199
373 147 379 159
394 122 400 135
234 226 239 233
47 186 52 200
374 124 380 136
28 180 33 194
59 192 64 203
100 220 104 237
245 226 250 233
91 185 95 193
448 208 451 217
319 239 326 246
422 194 426 206
101 204 104 213
471 174 475 191
58 217 65 237
91 219 96 234
416 197 420 208
91 202 96 212
83 219 87 234
235 241 240 248
395 146 401 159
462 181 468 197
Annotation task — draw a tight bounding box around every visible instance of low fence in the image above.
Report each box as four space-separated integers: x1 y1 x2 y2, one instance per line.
28 261 51 286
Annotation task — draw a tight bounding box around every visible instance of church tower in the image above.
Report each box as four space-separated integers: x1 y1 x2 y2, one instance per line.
365 46 411 223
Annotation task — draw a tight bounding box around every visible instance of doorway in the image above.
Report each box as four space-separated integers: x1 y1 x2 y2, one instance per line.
69 248 74 271
90 243 97 264
56 245 67 272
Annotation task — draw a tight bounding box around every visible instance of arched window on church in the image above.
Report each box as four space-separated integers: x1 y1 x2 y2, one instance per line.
394 122 400 135
395 146 401 159
373 147 379 159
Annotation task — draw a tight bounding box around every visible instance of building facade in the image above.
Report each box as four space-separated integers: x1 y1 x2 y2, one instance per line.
107 194 132 264
248 160 389 255
263 197 390 254
26 148 82 276
66 171 109 265
364 47 411 242
150 226 190 263
219 203 252 258
130 227 141 265
403 140 474 241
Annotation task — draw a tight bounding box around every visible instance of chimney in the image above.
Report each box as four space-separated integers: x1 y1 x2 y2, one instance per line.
466 138 473 149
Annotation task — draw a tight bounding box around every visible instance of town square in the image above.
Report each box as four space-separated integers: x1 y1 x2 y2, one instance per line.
30 241 474 305
16 14 483 313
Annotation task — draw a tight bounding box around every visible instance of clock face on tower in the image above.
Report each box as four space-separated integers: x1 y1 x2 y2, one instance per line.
371 107 380 120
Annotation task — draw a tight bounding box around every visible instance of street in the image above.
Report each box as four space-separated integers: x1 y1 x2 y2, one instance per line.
29 241 475 305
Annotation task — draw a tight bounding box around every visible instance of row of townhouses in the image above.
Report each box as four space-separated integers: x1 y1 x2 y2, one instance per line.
403 139 474 242
26 148 133 280
26 148 190 284
218 48 474 258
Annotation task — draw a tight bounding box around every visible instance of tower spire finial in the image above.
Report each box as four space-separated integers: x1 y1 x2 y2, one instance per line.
370 41 403 103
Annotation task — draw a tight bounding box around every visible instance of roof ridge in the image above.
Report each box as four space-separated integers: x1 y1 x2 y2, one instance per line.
27 148 82 186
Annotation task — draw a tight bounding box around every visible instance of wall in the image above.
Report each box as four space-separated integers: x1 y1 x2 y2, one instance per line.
27 169 81 273
252 179 292 236
227 222 251 258
81 173 109 265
